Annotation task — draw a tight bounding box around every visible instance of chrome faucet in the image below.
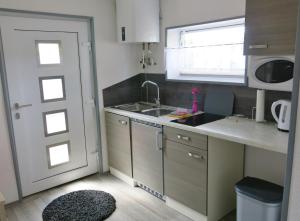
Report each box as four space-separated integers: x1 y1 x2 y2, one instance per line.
141 80 160 106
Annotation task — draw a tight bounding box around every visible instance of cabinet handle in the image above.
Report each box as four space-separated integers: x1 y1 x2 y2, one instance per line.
177 134 190 141
156 130 163 151
249 44 268 49
188 152 204 160
118 120 127 125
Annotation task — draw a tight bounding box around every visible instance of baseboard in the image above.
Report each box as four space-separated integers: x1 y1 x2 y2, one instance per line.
109 167 136 187
166 197 208 221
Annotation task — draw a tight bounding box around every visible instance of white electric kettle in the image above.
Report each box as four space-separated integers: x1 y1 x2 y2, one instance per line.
271 100 291 132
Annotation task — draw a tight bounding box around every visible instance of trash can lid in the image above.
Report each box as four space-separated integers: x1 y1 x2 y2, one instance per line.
235 177 283 204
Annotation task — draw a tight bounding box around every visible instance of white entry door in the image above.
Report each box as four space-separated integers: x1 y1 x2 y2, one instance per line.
0 15 99 196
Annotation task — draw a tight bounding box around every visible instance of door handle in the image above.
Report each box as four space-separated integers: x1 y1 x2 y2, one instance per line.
14 103 32 110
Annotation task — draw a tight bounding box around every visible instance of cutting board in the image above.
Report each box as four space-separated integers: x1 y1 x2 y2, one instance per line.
204 90 234 116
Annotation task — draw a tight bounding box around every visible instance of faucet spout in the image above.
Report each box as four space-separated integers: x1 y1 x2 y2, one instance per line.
141 80 160 106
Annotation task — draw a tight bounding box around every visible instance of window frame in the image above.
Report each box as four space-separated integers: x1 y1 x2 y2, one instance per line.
165 16 247 86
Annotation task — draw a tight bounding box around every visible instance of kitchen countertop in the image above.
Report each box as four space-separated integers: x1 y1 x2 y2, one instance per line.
104 107 289 154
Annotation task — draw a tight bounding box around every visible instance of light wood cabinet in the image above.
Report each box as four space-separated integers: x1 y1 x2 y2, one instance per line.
164 140 207 215
105 113 132 177
164 126 207 150
131 121 163 194
164 126 244 221
244 0 298 55
116 0 160 43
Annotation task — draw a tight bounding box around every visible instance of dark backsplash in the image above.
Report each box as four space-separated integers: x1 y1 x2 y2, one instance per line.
102 74 143 107
103 73 292 121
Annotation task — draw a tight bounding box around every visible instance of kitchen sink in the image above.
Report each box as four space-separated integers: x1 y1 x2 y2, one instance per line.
113 102 156 112
141 108 174 117
113 102 174 117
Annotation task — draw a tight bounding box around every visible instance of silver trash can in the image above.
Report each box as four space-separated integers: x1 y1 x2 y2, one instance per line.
235 177 283 221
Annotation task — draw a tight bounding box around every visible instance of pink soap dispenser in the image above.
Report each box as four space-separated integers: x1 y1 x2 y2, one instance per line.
192 88 200 113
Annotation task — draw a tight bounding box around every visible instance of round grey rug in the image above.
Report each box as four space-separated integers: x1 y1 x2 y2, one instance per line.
42 190 116 221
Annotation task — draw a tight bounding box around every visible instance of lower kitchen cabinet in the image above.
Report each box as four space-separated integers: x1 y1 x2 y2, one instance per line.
105 111 245 221
131 120 164 195
105 112 132 177
164 126 244 221
164 140 207 215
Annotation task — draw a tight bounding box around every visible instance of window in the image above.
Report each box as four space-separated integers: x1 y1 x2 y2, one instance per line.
43 109 69 136
47 141 70 167
166 18 246 84
36 41 61 65
39 76 66 102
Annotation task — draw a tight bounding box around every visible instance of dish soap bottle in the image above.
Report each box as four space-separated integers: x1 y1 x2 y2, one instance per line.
192 88 200 113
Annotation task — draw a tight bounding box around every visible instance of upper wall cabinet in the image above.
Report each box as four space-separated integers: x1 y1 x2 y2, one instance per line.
116 0 160 43
244 0 298 55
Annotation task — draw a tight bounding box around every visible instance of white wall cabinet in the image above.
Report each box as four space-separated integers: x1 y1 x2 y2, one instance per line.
116 0 160 43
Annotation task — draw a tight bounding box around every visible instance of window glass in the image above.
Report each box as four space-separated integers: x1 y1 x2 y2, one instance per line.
48 142 70 167
40 77 65 102
37 42 61 65
43 110 68 136
166 18 246 84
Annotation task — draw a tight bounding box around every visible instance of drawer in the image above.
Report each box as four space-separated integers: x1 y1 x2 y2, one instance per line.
106 112 130 127
164 140 207 215
164 126 207 150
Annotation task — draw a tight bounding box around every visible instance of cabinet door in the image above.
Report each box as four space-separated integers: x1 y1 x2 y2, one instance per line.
244 0 298 55
105 113 132 177
131 121 163 194
164 140 207 215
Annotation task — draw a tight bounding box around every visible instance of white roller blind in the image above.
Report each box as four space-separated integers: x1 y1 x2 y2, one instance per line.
166 18 246 84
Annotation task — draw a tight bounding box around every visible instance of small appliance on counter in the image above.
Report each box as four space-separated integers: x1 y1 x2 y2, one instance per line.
271 100 291 132
255 89 266 122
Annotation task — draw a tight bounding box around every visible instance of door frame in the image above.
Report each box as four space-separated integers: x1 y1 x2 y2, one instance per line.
280 2 300 220
0 8 102 200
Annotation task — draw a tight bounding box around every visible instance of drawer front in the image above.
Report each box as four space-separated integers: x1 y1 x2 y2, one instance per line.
164 126 207 150
164 140 207 215
105 112 132 177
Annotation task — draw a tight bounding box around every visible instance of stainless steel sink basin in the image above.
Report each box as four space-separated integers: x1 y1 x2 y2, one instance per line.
113 102 156 112
141 108 174 117
113 102 175 117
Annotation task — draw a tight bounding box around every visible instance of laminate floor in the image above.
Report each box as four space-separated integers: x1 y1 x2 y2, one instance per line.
6 174 235 221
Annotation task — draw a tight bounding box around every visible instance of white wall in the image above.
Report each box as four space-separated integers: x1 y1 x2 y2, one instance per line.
0 77 19 203
0 0 140 203
244 146 287 185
